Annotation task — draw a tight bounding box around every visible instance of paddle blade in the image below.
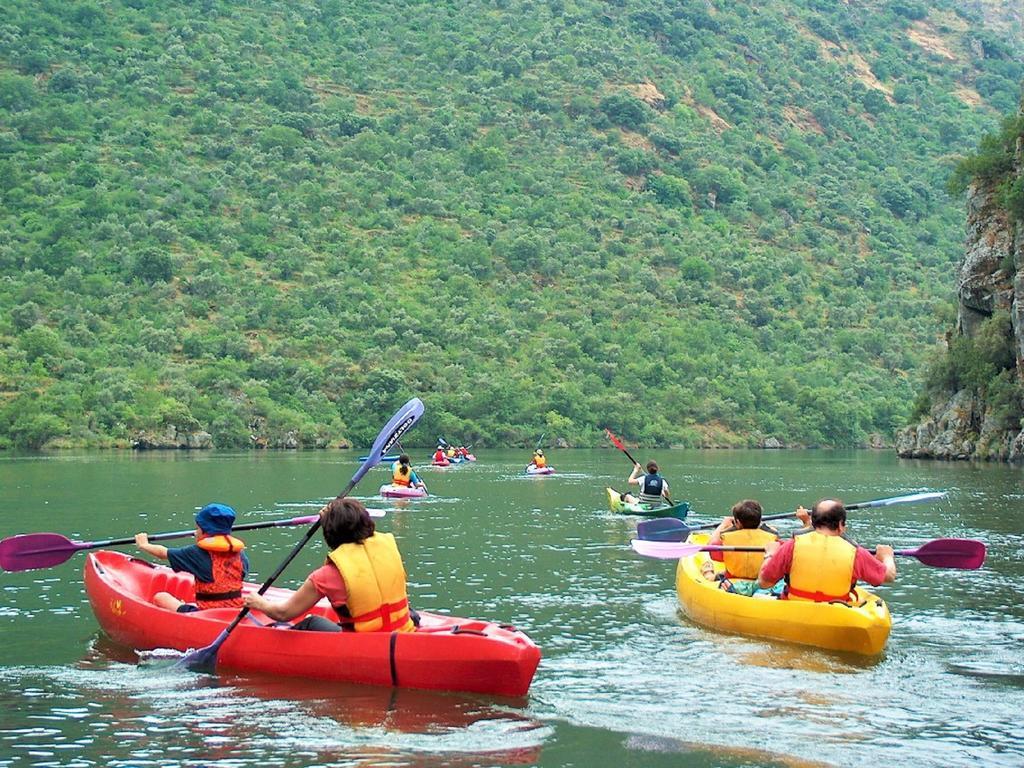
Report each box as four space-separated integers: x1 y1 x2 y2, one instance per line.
848 491 947 510
0 533 82 572
605 428 626 451
636 518 690 542
630 539 705 559
177 628 230 673
351 398 425 487
900 538 986 570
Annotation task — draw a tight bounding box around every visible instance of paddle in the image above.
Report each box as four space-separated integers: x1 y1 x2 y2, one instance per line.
604 428 676 507
179 397 425 673
635 491 950 542
630 537 986 569
0 509 389 574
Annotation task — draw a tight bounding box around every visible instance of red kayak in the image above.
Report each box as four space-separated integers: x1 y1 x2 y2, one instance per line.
84 551 541 697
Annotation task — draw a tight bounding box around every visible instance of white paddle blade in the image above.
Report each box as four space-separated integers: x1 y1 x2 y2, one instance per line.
868 491 948 507
630 539 700 559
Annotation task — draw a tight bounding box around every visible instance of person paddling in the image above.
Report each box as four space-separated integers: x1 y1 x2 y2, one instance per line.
627 460 670 507
134 503 249 612
432 445 448 464
757 498 896 601
244 497 418 633
702 499 781 596
529 449 547 469
390 454 426 491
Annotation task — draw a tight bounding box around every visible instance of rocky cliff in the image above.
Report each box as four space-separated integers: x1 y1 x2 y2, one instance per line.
896 118 1024 460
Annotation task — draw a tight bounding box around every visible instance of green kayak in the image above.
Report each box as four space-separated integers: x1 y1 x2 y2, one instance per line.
606 487 690 520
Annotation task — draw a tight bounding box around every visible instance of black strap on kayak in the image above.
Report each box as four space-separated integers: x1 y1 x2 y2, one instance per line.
389 631 399 687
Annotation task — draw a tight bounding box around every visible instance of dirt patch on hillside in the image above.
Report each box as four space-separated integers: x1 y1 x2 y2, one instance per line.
783 106 824 135
695 104 732 133
955 84 983 107
620 129 655 151
907 20 959 62
848 52 893 96
812 32 893 99
625 81 667 109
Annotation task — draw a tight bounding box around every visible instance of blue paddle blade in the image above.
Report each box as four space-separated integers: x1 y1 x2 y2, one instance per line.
636 517 690 542
351 398 425 486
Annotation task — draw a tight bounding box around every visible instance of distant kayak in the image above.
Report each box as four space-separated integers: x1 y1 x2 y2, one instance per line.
380 484 428 499
431 460 451 467
606 487 689 520
525 465 555 475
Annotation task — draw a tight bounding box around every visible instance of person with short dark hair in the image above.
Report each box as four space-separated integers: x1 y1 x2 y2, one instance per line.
627 460 671 506
708 499 779 573
757 498 896 602
135 503 249 612
244 496 417 632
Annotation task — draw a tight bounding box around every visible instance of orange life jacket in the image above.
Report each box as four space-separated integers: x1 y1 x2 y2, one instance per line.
327 533 416 633
194 534 246 608
785 530 857 603
533 455 547 468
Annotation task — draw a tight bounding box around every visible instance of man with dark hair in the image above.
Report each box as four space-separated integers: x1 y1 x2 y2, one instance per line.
757 498 896 602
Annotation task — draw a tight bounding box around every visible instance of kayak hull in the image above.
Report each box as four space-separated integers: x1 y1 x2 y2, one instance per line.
380 484 428 499
525 466 555 475
84 551 540 696
674 534 891 655
606 487 689 520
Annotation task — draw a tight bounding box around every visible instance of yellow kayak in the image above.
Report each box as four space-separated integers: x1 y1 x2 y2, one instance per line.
674 534 892 655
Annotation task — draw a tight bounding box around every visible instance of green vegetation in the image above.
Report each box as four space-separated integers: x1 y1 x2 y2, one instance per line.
0 0 1021 449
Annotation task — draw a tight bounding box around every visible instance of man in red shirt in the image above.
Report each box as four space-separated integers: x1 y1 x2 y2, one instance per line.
757 499 896 602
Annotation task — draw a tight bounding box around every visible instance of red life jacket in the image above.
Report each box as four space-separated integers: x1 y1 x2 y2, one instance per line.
194 534 246 609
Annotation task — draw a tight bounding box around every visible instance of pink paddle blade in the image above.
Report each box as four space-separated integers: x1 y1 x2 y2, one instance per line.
0 533 83 572
900 538 986 570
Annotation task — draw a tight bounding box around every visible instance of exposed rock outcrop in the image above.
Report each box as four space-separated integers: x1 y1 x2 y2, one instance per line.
897 118 1024 461
132 426 213 450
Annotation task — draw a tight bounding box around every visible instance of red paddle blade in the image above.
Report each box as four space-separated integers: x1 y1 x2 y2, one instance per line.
605 428 626 451
902 538 986 569
0 533 82 572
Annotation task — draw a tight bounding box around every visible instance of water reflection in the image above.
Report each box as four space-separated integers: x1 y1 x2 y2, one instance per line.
0 635 550 767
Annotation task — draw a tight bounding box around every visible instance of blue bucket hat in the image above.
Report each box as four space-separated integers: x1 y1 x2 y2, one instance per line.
195 503 236 535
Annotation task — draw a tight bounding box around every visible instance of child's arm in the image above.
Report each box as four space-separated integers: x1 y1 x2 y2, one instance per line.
134 533 169 560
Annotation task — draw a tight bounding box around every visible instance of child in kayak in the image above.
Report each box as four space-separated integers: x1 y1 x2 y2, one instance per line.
134 503 249 612
702 499 782 597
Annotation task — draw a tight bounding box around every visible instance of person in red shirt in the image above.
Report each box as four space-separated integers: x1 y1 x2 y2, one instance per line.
757 498 896 602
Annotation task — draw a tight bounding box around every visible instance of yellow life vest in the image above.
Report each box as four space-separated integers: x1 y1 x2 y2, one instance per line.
720 527 778 579
446 447 456 458
786 531 857 603
391 463 411 487
327 533 415 633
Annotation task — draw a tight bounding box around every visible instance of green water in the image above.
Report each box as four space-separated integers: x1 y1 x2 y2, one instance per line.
1 449 1021 767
